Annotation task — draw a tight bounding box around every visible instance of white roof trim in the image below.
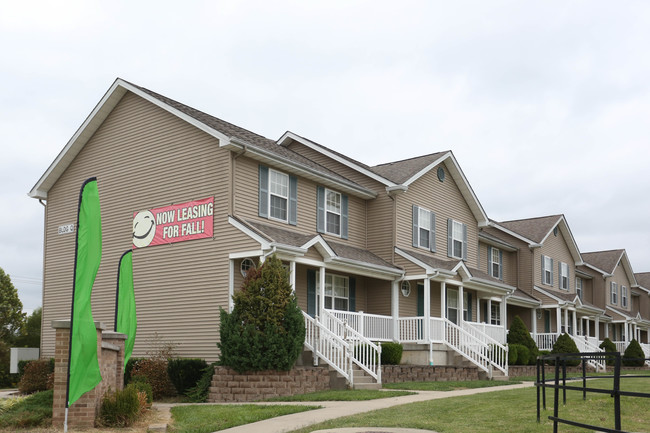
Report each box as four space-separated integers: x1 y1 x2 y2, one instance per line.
488 222 539 246
394 247 456 277
533 285 570 304
277 131 397 187
29 78 232 199
228 217 272 250
537 216 584 265
300 236 336 259
606 306 633 321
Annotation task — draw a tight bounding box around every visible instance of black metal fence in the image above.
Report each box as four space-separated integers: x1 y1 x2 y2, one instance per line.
535 352 650 433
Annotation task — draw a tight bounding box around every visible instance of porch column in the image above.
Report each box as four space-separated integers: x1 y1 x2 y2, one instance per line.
289 260 296 294
424 278 431 341
604 322 609 338
556 307 562 334
391 280 399 342
501 295 507 335
586 318 590 337
440 281 446 319
572 310 577 336
476 297 481 323
228 259 235 312
487 299 492 324
564 309 569 334
319 266 326 315
531 309 538 335
595 316 600 340
458 285 464 325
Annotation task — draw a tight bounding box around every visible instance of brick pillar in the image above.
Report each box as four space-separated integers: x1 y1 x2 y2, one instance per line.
51 320 109 429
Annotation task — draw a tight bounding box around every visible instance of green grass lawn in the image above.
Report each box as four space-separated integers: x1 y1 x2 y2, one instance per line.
288 377 650 433
383 379 522 391
265 389 414 401
169 404 320 433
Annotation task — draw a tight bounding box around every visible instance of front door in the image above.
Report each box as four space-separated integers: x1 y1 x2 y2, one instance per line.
544 310 551 333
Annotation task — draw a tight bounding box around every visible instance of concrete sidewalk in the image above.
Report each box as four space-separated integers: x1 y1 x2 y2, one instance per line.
156 382 535 433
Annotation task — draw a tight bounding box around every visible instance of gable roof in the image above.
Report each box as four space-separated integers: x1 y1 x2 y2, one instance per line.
633 272 650 294
582 249 637 285
493 214 583 264
29 79 375 200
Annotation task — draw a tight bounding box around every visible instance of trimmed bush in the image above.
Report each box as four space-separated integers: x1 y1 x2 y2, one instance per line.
18 360 54 394
218 255 306 373
124 357 143 384
167 358 208 395
185 364 216 403
129 359 176 399
507 344 520 365
98 384 142 427
515 344 530 365
599 338 617 366
507 315 539 365
550 333 581 366
622 339 645 367
380 342 403 365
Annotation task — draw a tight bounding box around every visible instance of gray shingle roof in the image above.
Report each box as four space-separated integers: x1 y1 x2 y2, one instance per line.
582 250 625 274
370 152 448 184
634 272 650 289
510 288 540 303
497 215 562 244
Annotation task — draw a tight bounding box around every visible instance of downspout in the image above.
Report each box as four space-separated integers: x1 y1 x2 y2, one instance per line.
38 198 47 354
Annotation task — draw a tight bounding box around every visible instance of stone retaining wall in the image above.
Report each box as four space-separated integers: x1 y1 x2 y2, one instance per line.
382 365 479 383
208 366 330 402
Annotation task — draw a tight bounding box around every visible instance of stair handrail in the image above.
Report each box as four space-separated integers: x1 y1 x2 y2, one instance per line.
302 311 352 384
321 309 382 384
461 321 509 376
570 334 606 372
442 318 492 373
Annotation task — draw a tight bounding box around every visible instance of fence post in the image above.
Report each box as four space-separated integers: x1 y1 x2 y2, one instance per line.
553 357 560 433
359 311 364 337
614 353 621 431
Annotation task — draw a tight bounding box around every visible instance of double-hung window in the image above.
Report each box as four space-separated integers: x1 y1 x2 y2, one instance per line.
316 273 350 311
317 186 348 239
447 219 467 260
610 282 618 304
412 205 436 251
488 246 502 280
541 255 553 286
490 303 501 326
576 277 583 301
621 286 628 308
258 165 297 225
559 262 569 290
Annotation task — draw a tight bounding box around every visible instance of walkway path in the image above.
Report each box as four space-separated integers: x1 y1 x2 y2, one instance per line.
154 382 536 433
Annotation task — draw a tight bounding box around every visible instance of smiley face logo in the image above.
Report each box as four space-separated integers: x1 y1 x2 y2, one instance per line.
132 210 156 248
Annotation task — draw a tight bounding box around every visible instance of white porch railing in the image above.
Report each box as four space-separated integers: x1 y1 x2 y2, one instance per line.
460 321 508 376
329 310 394 341
444 318 508 376
320 310 382 384
302 311 352 383
397 316 424 342
534 333 560 351
613 341 626 353
641 343 650 366
570 335 606 371
466 322 507 344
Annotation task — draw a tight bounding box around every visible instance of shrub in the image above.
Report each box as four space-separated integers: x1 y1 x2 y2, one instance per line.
218 255 305 373
550 333 581 366
185 363 216 403
124 357 143 384
18 360 54 394
507 315 539 365
98 385 142 427
622 339 645 367
129 359 176 399
380 342 403 365
0 389 53 428
167 358 208 395
599 338 617 366
129 376 153 404
507 344 520 365
514 344 530 365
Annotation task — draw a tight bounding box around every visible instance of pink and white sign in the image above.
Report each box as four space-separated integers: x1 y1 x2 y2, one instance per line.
132 197 214 248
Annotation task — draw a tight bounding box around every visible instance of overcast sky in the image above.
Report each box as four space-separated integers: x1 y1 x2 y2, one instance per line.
2 1 650 314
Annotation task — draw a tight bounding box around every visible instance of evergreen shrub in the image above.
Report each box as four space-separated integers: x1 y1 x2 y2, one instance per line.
599 338 617 366
550 333 581 366
380 342 403 365
185 363 216 403
124 357 143 384
515 344 530 365
507 344 520 365
622 339 646 367
167 358 208 395
506 315 539 365
218 255 305 373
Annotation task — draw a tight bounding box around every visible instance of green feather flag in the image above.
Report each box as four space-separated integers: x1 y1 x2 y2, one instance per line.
66 178 103 407
115 250 136 365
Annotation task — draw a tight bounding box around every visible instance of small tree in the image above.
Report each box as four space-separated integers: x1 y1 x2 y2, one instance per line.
622 339 645 367
218 255 305 373
506 315 539 364
0 267 25 342
599 337 617 366
551 333 581 366
13 307 42 348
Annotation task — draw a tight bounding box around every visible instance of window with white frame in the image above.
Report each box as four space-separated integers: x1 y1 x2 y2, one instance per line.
269 169 289 221
560 262 569 290
542 255 553 285
491 247 501 279
325 189 341 235
621 286 628 308
462 291 470 322
576 277 583 301
450 220 465 259
447 288 458 324
316 273 349 311
610 282 618 304
490 303 501 326
418 208 431 248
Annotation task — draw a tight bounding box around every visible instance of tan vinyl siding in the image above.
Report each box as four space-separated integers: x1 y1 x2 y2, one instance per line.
366 194 394 263
535 230 575 294
477 241 517 287
396 163 479 266
365 279 391 316
393 254 427 276
607 264 632 310
233 156 367 249
40 92 257 362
